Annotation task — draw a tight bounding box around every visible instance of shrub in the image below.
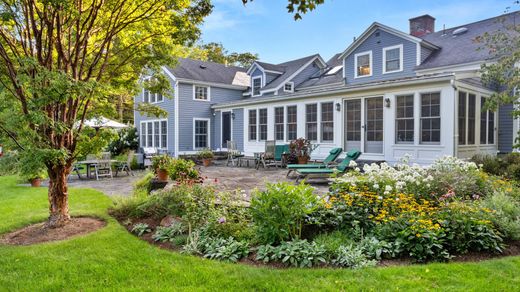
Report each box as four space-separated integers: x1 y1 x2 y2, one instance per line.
332 245 377 269
250 182 321 244
472 153 520 181
152 154 173 172
18 151 47 181
131 223 151 237
152 222 186 243
134 172 154 194
197 148 214 159
168 158 199 182
0 151 19 176
107 127 138 156
481 192 520 240
204 200 253 241
201 237 250 262
255 240 327 268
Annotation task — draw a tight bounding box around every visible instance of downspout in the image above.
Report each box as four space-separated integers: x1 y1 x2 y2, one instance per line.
451 78 458 157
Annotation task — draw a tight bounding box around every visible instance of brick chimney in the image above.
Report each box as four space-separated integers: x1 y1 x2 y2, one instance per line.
409 15 435 37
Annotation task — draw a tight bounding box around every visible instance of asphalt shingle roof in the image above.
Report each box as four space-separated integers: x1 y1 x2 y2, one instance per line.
417 11 520 70
256 61 285 73
296 53 344 89
260 54 321 91
166 58 248 86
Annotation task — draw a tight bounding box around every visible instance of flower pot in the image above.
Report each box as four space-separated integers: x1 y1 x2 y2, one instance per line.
30 178 41 187
156 169 169 181
297 156 309 164
202 158 212 167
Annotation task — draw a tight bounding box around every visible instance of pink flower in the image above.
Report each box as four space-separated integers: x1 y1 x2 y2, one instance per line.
218 217 226 224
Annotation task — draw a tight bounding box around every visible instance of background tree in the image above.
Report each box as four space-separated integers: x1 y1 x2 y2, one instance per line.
477 8 520 148
242 0 325 20
0 0 211 227
200 42 258 67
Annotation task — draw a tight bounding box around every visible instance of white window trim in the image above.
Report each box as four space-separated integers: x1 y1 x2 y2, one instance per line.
285 105 298 142
283 82 294 93
142 88 164 104
394 94 414 145
320 101 334 143
382 44 404 74
305 102 319 142
354 50 372 78
247 109 257 142
192 84 211 101
419 92 441 145
193 118 211 150
274 106 285 141
252 76 262 97
139 119 168 150
258 108 268 141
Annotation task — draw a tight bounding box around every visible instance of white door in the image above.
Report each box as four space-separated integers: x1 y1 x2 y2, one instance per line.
344 97 384 154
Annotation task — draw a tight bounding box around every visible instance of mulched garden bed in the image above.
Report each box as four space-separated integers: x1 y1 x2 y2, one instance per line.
116 215 520 268
0 217 106 246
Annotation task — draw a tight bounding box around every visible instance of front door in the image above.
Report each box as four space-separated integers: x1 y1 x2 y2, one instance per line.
222 111 232 148
344 97 384 154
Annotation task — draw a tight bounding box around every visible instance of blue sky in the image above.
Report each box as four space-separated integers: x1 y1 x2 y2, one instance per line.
200 0 514 64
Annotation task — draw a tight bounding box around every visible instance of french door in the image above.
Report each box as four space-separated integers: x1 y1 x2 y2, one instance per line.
344 97 384 154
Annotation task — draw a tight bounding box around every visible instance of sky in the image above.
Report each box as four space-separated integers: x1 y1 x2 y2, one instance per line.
200 0 516 64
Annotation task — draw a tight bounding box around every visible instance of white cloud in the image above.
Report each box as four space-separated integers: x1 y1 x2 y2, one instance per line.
202 10 238 31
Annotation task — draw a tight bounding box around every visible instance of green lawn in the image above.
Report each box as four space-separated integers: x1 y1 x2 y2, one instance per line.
0 176 519 291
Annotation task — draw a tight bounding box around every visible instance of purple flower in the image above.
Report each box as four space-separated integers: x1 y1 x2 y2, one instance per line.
218 217 226 224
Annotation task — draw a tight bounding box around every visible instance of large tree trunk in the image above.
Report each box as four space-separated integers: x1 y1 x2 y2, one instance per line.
47 164 72 228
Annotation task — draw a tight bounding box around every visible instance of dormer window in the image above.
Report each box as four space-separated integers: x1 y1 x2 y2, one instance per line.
355 51 372 78
383 44 403 74
284 82 294 93
252 76 262 96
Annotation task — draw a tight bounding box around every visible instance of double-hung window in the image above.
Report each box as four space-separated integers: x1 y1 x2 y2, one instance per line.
287 106 297 141
248 110 257 141
306 104 318 141
480 97 495 144
194 119 209 149
252 77 262 96
458 91 477 145
274 107 285 141
420 92 441 144
458 92 467 145
355 51 372 78
321 102 334 142
194 85 209 101
395 94 414 143
259 108 268 141
140 120 167 149
383 45 403 73
143 89 163 103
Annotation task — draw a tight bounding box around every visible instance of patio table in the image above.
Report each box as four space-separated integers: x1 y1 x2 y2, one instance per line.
76 159 117 179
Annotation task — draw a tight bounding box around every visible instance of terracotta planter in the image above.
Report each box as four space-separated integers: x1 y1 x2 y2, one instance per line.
30 178 41 187
156 169 169 181
202 158 212 167
297 156 309 164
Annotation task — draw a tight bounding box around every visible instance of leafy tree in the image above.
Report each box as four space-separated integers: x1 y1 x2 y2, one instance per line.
242 0 325 20
477 9 520 148
0 0 211 227
200 42 258 67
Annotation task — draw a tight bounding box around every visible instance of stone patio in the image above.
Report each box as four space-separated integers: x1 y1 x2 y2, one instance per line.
64 162 330 198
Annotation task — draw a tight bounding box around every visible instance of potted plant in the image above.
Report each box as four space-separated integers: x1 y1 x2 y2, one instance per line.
18 153 46 187
152 154 173 181
289 138 316 164
197 148 214 167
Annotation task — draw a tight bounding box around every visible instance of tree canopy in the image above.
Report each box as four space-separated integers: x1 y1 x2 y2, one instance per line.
241 0 325 20
199 42 258 67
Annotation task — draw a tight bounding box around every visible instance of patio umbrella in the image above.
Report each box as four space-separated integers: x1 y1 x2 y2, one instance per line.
83 117 129 130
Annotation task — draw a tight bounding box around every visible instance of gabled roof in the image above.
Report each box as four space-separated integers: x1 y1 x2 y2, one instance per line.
296 53 344 89
338 22 439 60
246 61 285 75
260 54 327 93
165 58 249 87
417 11 520 70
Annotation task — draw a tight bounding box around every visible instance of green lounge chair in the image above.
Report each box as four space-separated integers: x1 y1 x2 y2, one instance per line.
286 147 343 177
295 149 362 182
272 144 290 168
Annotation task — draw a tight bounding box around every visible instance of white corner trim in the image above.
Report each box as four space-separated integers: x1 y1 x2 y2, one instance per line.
382 44 404 74
193 118 211 150
354 50 373 78
192 84 211 101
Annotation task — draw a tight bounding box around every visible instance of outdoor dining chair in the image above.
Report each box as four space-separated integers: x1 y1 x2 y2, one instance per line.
94 152 113 180
226 141 244 166
256 140 276 169
115 150 134 177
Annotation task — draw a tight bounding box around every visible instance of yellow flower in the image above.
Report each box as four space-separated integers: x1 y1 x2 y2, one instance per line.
416 233 421 237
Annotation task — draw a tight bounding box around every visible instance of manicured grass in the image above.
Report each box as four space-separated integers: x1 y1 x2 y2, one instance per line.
0 176 519 290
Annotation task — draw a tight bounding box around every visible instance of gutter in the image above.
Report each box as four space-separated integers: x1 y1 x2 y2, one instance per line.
212 73 455 110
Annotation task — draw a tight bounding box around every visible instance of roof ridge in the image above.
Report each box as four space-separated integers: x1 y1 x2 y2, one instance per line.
178 57 246 70
276 53 320 66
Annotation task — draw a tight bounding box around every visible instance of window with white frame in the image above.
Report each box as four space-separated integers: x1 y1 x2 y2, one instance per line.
140 120 167 149
458 91 467 145
355 51 372 78
252 77 262 96
284 82 294 93
143 89 163 103
395 94 414 143
306 104 318 141
194 119 209 149
248 109 257 141
480 97 495 144
468 94 476 145
287 105 297 141
259 108 268 141
383 45 403 73
321 102 334 142
458 91 477 145
194 85 209 100
420 92 441 144
274 107 285 141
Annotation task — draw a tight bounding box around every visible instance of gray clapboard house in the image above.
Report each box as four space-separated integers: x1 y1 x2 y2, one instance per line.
135 12 520 164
